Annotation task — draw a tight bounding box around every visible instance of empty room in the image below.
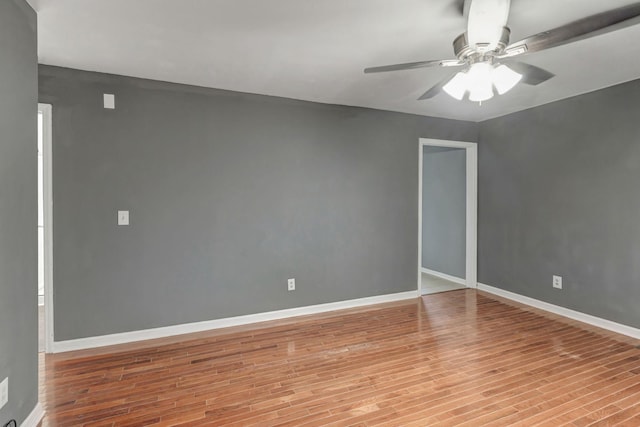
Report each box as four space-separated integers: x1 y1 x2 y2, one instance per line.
3 0 640 426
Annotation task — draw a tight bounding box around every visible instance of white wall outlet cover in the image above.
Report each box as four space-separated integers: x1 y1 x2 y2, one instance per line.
553 275 563 289
287 278 295 291
103 93 115 109
0 377 8 409
117 210 129 226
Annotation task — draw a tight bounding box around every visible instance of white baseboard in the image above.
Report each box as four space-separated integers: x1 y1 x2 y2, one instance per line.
478 283 640 340
21 402 44 427
421 268 466 286
53 290 419 353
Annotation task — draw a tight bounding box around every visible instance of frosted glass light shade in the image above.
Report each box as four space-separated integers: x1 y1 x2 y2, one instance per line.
467 62 494 102
492 64 522 95
442 72 468 100
468 83 494 102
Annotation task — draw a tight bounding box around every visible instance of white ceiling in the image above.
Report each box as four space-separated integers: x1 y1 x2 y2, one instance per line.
28 0 640 122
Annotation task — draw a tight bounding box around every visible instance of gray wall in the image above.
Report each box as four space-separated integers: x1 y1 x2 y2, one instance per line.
0 0 38 424
479 78 640 329
422 147 466 278
39 65 478 341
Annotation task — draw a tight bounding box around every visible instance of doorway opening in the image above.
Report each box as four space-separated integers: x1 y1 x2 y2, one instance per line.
418 138 477 295
38 103 53 353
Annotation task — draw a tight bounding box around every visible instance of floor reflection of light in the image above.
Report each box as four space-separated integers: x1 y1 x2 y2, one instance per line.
418 290 488 387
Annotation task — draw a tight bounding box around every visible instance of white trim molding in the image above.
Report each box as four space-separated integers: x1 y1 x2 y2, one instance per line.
418 138 477 293
38 103 54 354
478 283 640 340
421 268 466 286
53 291 419 353
21 402 44 427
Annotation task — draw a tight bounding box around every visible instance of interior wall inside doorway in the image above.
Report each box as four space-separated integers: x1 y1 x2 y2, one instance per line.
422 146 466 279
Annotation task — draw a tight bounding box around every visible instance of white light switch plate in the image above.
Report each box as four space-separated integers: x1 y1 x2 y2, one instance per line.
103 93 115 109
0 377 8 409
118 210 129 226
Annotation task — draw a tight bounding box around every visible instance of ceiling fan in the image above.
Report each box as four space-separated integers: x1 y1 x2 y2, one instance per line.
364 0 640 103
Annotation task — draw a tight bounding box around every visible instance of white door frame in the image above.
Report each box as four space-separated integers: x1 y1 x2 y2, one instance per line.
418 138 477 291
39 103 54 353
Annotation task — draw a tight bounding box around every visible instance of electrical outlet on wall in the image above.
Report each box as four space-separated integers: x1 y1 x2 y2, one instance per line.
0 377 8 409
103 93 115 109
287 278 295 291
553 275 563 289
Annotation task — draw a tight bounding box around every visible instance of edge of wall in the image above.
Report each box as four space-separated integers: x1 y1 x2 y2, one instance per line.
21 402 44 427
421 268 466 286
52 290 419 353
478 283 640 340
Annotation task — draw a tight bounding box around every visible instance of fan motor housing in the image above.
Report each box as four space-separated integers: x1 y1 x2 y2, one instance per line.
453 27 511 61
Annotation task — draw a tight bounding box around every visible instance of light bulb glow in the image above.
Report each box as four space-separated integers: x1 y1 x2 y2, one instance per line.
442 72 468 100
492 64 522 95
467 62 494 102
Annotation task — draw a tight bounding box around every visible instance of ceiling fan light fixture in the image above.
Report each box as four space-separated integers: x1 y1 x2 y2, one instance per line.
442 72 468 100
441 62 521 102
492 64 522 95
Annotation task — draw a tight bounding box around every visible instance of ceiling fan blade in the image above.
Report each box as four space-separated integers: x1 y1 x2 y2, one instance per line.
417 74 456 100
505 62 555 85
364 59 463 74
501 3 640 58
467 0 511 49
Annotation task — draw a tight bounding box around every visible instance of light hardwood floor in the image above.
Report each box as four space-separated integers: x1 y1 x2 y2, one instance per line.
39 290 640 426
